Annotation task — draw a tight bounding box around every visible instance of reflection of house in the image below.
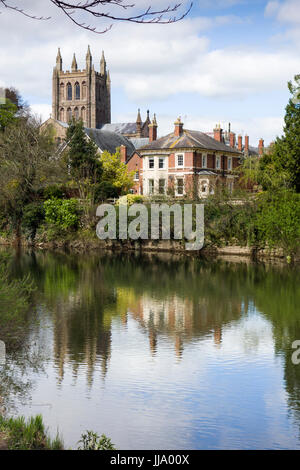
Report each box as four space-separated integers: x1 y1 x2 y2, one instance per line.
126 118 242 197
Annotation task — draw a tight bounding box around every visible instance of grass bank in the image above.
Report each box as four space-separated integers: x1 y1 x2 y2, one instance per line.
0 415 63 450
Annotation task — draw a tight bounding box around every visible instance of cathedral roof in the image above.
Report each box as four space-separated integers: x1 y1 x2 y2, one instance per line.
100 122 138 134
85 128 136 157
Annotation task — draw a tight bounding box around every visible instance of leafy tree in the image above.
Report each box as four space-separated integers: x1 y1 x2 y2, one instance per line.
255 190 300 257
0 117 62 243
100 149 134 198
66 119 102 222
0 98 17 131
259 76 300 192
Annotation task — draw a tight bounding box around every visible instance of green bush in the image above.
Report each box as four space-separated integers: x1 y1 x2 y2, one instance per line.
43 184 65 200
44 198 79 231
22 202 45 241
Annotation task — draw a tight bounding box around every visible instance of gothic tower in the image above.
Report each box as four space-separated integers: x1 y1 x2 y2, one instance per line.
52 46 111 128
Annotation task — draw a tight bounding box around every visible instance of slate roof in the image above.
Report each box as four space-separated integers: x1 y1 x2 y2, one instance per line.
85 128 136 157
100 123 137 134
139 129 241 154
129 137 149 149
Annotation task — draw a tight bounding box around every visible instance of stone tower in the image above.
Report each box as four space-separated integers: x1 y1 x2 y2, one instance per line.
52 46 111 128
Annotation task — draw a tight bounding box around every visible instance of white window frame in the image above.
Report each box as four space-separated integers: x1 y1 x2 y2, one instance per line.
158 157 166 170
176 177 184 196
134 170 139 181
148 179 154 195
202 154 207 168
227 157 232 171
175 153 184 168
148 157 155 170
199 179 209 196
216 155 221 170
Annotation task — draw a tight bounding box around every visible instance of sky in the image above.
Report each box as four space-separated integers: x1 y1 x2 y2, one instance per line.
1 0 300 146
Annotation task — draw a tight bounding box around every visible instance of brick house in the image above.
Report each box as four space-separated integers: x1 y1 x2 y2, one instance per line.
124 117 242 198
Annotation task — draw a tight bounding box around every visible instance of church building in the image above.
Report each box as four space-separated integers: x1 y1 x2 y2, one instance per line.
52 46 111 128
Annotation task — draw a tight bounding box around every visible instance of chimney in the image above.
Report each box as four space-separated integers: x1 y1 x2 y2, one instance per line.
238 135 243 152
258 138 264 156
149 114 158 143
229 132 236 148
174 117 183 137
245 135 249 154
214 124 223 142
120 145 127 164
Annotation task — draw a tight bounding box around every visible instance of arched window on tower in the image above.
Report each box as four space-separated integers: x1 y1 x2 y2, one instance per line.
67 107 72 122
67 83 72 100
75 82 80 100
82 81 87 99
81 106 86 124
74 107 79 121
60 108 64 121
60 83 65 100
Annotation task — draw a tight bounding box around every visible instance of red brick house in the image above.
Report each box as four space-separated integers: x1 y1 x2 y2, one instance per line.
123 117 242 198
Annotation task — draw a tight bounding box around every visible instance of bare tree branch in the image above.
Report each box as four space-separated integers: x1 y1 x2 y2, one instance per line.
0 0 193 34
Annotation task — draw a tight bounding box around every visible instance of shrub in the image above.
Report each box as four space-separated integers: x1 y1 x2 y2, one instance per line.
44 198 79 231
22 202 45 241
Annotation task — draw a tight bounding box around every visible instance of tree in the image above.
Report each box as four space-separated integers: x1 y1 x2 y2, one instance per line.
259 76 300 192
66 119 102 221
98 148 134 199
0 117 62 243
0 98 17 131
0 1 193 33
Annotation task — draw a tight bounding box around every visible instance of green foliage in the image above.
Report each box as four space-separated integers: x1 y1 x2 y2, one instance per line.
0 414 63 450
258 76 300 192
43 184 65 200
44 198 79 231
66 119 102 181
22 202 45 241
255 190 300 255
78 431 116 450
100 148 134 198
0 98 17 131
0 254 35 347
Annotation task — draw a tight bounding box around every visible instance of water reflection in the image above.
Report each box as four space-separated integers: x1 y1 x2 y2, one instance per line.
4 250 300 449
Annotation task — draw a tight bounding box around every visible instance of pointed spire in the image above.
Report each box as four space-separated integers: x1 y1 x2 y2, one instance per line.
153 113 157 126
136 108 142 124
106 70 111 85
86 45 92 70
100 50 106 75
72 53 78 72
56 47 62 71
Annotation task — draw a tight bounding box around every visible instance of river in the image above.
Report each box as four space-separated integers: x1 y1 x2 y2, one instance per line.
1 249 300 449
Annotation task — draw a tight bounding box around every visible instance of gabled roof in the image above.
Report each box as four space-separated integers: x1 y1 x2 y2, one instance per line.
129 137 149 149
140 129 241 154
85 128 136 156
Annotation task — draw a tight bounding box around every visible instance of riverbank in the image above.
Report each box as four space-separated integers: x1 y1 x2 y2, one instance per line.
0 235 297 262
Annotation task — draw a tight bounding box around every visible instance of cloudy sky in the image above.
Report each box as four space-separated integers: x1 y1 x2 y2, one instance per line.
1 0 300 145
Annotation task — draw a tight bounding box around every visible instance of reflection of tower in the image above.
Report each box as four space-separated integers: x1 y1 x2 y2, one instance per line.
149 329 157 355
214 326 222 347
175 335 183 358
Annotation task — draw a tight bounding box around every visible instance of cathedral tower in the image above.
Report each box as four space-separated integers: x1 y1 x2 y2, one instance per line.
52 46 111 128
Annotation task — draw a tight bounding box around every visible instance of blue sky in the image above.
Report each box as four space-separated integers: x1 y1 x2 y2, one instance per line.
1 0 300 145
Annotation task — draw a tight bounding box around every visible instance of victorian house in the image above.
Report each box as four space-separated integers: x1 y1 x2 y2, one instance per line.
125 118 242 197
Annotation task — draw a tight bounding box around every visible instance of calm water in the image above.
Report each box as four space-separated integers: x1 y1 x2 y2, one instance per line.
1 250 300 449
